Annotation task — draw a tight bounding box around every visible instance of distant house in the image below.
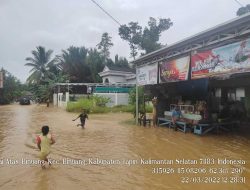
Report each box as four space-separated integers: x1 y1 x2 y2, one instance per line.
96 65 136 107
98 65 136 84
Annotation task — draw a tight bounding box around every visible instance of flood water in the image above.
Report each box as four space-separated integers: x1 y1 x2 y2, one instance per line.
0 104 249 190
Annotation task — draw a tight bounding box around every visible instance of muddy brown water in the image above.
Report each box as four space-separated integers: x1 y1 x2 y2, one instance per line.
0 104 249 190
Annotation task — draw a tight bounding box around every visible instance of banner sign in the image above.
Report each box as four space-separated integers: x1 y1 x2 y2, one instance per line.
0 71 3 88
136 63 158 86
159 56 190 83
191 38 250 79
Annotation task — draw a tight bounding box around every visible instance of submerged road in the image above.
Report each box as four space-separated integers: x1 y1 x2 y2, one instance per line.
0 104 249 190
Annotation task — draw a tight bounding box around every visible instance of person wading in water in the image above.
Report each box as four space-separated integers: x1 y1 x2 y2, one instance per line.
72 109 88 128
37 125 56 168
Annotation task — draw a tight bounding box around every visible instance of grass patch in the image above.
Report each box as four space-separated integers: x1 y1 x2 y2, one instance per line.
66 96 153 114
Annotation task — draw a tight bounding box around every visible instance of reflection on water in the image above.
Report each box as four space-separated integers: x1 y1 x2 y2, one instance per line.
0 104 249 190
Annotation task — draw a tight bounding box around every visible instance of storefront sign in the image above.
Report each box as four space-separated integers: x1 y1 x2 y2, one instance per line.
159 56 190 83
137 63 158 86
191 38 250 79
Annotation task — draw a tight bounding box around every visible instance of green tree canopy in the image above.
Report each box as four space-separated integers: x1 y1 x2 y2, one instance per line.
0 69 23 104
119 17 173 58
58 46 91 82
97 32 113 63
114 54 129 68
25 46 56 84
87 48 104 83
36 71 69 101
119 22 142 60
237 4 250 16
141 17 173 54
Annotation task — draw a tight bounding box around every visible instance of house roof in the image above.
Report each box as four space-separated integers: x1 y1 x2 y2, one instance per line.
106 65 135 73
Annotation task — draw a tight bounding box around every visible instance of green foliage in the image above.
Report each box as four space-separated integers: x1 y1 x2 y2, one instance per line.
87 48 104 83
34 72 68 102
66 96 135 114
114 54 129 68
58 46 91 82
119 22 142 59
25 44 133 101
118 17 173 58
0 69 24 104
67 95 110 112
237 4 250 16
93 95 110 107
128 86 144 105
25 46 57 84
128 86 153 116
141 17 173 54
97 32 113 62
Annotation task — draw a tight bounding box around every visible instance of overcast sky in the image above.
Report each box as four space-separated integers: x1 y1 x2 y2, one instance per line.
0 0 249 82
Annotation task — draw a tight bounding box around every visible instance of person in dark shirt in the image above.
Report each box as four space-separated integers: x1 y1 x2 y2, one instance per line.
72 109 88 128
172 106 183 131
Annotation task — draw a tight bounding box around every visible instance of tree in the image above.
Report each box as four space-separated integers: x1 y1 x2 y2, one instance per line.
128 86 146 117
119 22 142 60
97 32 113 63
119 17 173 58
58 46 91 82
25 46 56 84
114 54 129 68
237 4 250 16
36 71 69 102
87 48 104 83
0 69 23 104
141 17 173 54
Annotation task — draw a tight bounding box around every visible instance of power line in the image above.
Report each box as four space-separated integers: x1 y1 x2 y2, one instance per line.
90 0 122 26
233 0 244 7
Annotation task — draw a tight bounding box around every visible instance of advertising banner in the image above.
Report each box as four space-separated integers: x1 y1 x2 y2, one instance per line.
191 38 250 79
159 56 190 83
136 63 158 86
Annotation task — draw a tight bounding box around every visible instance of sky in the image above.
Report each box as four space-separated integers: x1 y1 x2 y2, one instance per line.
0 0 249 82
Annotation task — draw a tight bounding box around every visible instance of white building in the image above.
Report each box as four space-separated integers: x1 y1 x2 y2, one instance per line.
98 65 136 84
95 65 136 107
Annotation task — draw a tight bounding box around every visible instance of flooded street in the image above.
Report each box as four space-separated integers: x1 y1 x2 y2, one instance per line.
0 104 250 190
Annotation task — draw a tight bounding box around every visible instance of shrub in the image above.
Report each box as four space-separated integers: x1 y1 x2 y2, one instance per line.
66 94 152 114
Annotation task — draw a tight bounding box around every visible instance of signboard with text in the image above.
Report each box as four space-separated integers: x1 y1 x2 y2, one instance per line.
159 56 190 83
136 63 158 86
191 38 250 79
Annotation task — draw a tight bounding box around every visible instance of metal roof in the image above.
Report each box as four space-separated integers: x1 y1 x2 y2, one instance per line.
132 12 250 65
54 83 135 87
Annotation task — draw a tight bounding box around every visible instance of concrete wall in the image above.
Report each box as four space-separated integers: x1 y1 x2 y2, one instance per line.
94 93 129 107
54 92 69 108
103 75 126 83
54 92 130 108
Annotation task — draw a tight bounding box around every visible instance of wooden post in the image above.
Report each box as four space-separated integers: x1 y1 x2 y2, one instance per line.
152 97 158 127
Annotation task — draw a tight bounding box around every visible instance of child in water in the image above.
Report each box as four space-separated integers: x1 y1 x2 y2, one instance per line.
36 125 55 168
72 109 88 128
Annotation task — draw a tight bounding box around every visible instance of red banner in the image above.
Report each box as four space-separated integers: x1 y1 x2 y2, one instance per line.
191 38 250 79
159 56 189 83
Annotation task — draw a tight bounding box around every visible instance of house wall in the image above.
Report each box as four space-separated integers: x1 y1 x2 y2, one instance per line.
103 75 126 83
126 78 136 84
94 93 129 107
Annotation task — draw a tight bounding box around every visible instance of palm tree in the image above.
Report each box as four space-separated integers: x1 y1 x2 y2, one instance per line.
25 46 56 84
57 46 91 82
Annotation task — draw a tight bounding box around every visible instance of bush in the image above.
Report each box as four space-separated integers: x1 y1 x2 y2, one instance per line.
67 95 135 114
66 98 92 112
66 94 152 114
